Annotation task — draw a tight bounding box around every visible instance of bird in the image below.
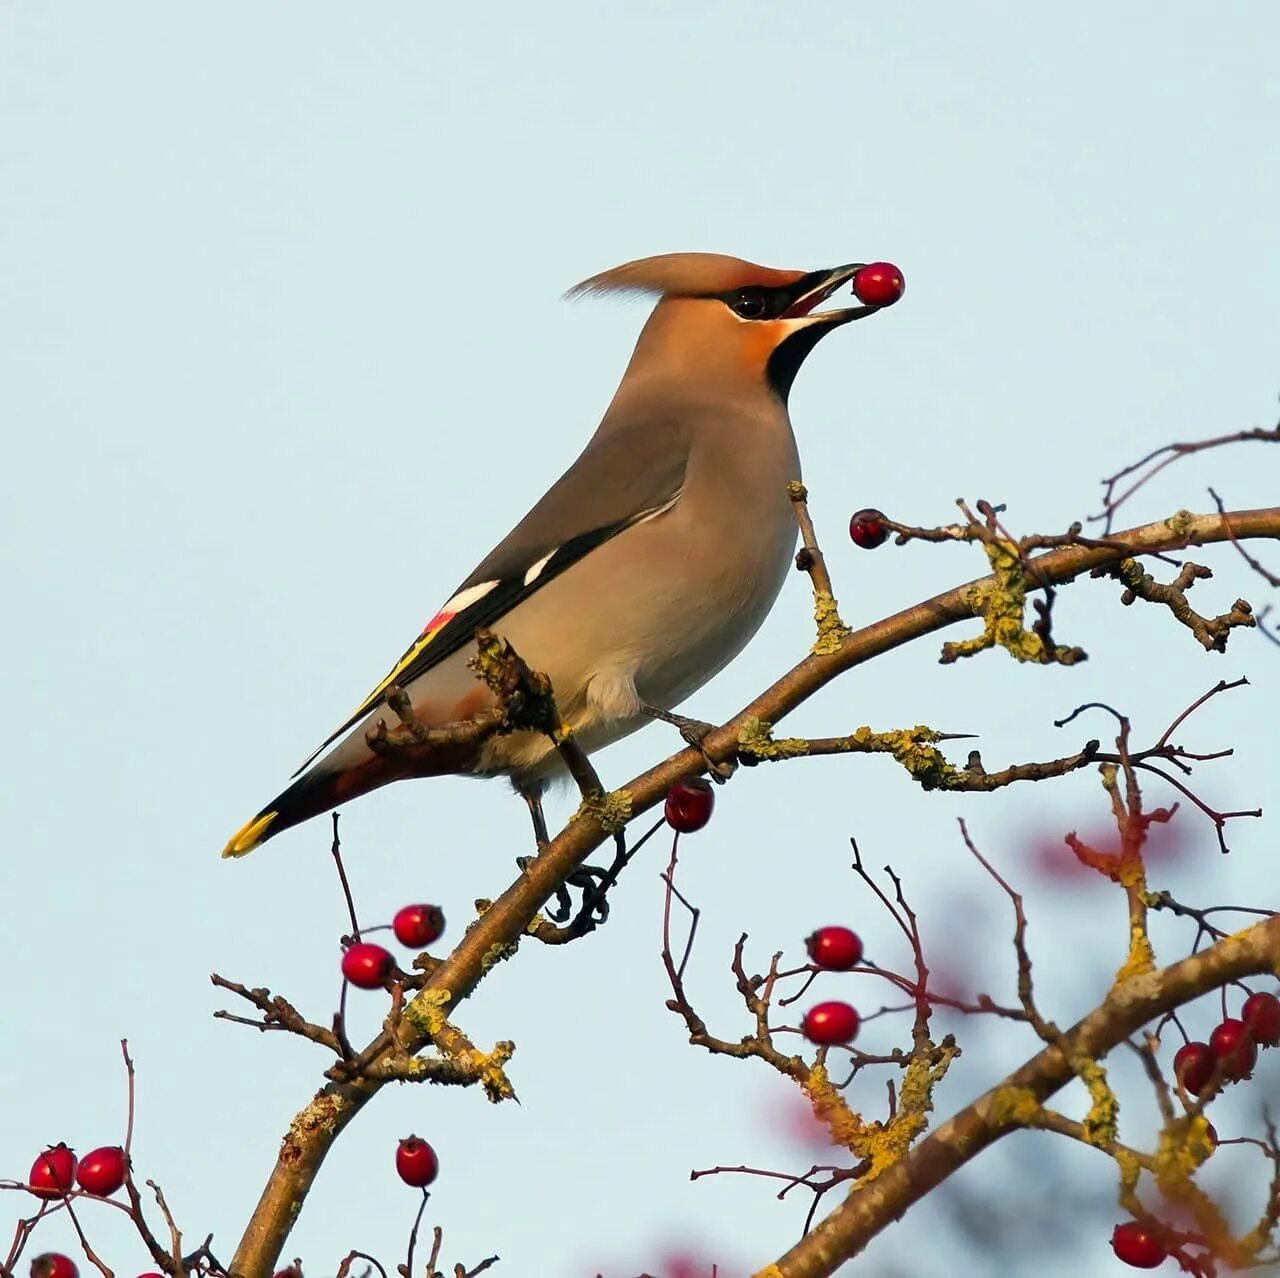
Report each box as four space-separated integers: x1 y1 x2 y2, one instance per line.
222 252 884 858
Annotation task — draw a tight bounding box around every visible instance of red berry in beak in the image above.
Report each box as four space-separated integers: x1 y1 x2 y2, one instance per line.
852 262 905 307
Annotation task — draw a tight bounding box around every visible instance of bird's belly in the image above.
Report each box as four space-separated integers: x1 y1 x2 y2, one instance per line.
476 493 797 782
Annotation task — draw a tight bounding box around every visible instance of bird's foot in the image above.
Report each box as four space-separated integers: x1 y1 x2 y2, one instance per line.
640 703 736 783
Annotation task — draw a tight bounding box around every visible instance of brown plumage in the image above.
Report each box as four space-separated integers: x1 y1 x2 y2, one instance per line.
223 251 887 857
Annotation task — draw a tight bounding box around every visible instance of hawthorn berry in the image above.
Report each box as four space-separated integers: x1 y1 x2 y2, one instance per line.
664 778 714 834
75 1145 126 1197
1173 1041 1214 1096
805 926 864 971
1110 1221 1168 1268
851 261 905 308
341 942 394 990
28 1144 76 1198
848 508 889 550
802 1000 860 1046
1209 1018 1257 1080
393 903 446 950
30 1255 78 1278
1241 991 1280 1047
396 1135 439 1187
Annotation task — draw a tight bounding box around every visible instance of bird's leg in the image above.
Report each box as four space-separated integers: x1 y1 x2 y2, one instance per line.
514 780 579 917
517 781 550 849
639 703 736 782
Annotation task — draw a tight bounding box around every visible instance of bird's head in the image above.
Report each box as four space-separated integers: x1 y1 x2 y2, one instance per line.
568 252 891 403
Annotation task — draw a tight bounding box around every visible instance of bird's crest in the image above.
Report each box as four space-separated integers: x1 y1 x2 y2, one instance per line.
567 253 805 301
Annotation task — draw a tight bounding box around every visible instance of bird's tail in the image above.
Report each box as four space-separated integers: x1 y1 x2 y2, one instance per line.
221 757 402 858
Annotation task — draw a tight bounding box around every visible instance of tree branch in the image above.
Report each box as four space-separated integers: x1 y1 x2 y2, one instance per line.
229 504 1280 1278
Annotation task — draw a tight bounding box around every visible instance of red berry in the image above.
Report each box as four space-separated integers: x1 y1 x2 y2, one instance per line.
664 778 714 834
1209 1018 1257 1080
392 903 446 949
805 926 864 971
341 942 394 990
30 1255 79 1278
1110 1221 1168 1268
851 261 905 308
802 1000 860 1046
848 508 889 550
1241 991 1280 1047
28 1144 76 1198
395 1135 439 1187
1173 1041 1214 1096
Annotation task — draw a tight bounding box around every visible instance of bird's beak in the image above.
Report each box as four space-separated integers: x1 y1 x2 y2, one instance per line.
780 263 876 328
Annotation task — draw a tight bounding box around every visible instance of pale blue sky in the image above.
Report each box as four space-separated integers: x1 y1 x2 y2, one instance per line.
3 5 1278 1276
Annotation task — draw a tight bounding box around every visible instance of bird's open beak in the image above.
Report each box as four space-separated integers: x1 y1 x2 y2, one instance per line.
781 263 876 327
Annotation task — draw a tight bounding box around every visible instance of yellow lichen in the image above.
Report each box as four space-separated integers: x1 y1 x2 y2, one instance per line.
802 1063 873 1154
851 725 965 791
402 987 452 1039
464 1040 517 1104
812 590 851 655
480 939 520 973
1166 509 1197 539
1113 921 1156 984
987 1085 1043 1128
1077 1058 1118 1147
737 716 809 760
942 538 1083 665
574 788 632 832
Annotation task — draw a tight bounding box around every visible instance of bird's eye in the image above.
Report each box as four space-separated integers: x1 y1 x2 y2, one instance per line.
731 289 768 319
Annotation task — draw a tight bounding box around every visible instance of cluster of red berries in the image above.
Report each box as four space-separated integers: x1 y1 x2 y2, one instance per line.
800 926 865 1047
664 778 714 834
24 1145 151 1278
1172 990 1280 1096
340 902 447 990
27 1143 126 1199
1109 991 1280 1268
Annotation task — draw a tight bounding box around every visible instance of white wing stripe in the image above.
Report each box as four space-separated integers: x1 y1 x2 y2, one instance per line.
523 551 556 586
441 580 501 614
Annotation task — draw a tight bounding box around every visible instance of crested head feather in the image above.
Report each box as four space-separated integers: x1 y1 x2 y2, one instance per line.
566 252 806 301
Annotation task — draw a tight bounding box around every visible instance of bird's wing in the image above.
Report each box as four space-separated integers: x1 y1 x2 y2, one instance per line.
294 415 692 773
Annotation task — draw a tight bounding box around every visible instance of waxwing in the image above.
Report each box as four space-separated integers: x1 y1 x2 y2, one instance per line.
223 252 888 856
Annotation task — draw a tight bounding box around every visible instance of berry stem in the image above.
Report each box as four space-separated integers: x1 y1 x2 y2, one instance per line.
331 814 362 941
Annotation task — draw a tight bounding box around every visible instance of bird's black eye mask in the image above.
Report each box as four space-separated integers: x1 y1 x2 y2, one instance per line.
709 270 831 320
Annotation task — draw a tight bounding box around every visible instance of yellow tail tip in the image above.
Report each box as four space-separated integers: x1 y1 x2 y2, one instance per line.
222 811 278 858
